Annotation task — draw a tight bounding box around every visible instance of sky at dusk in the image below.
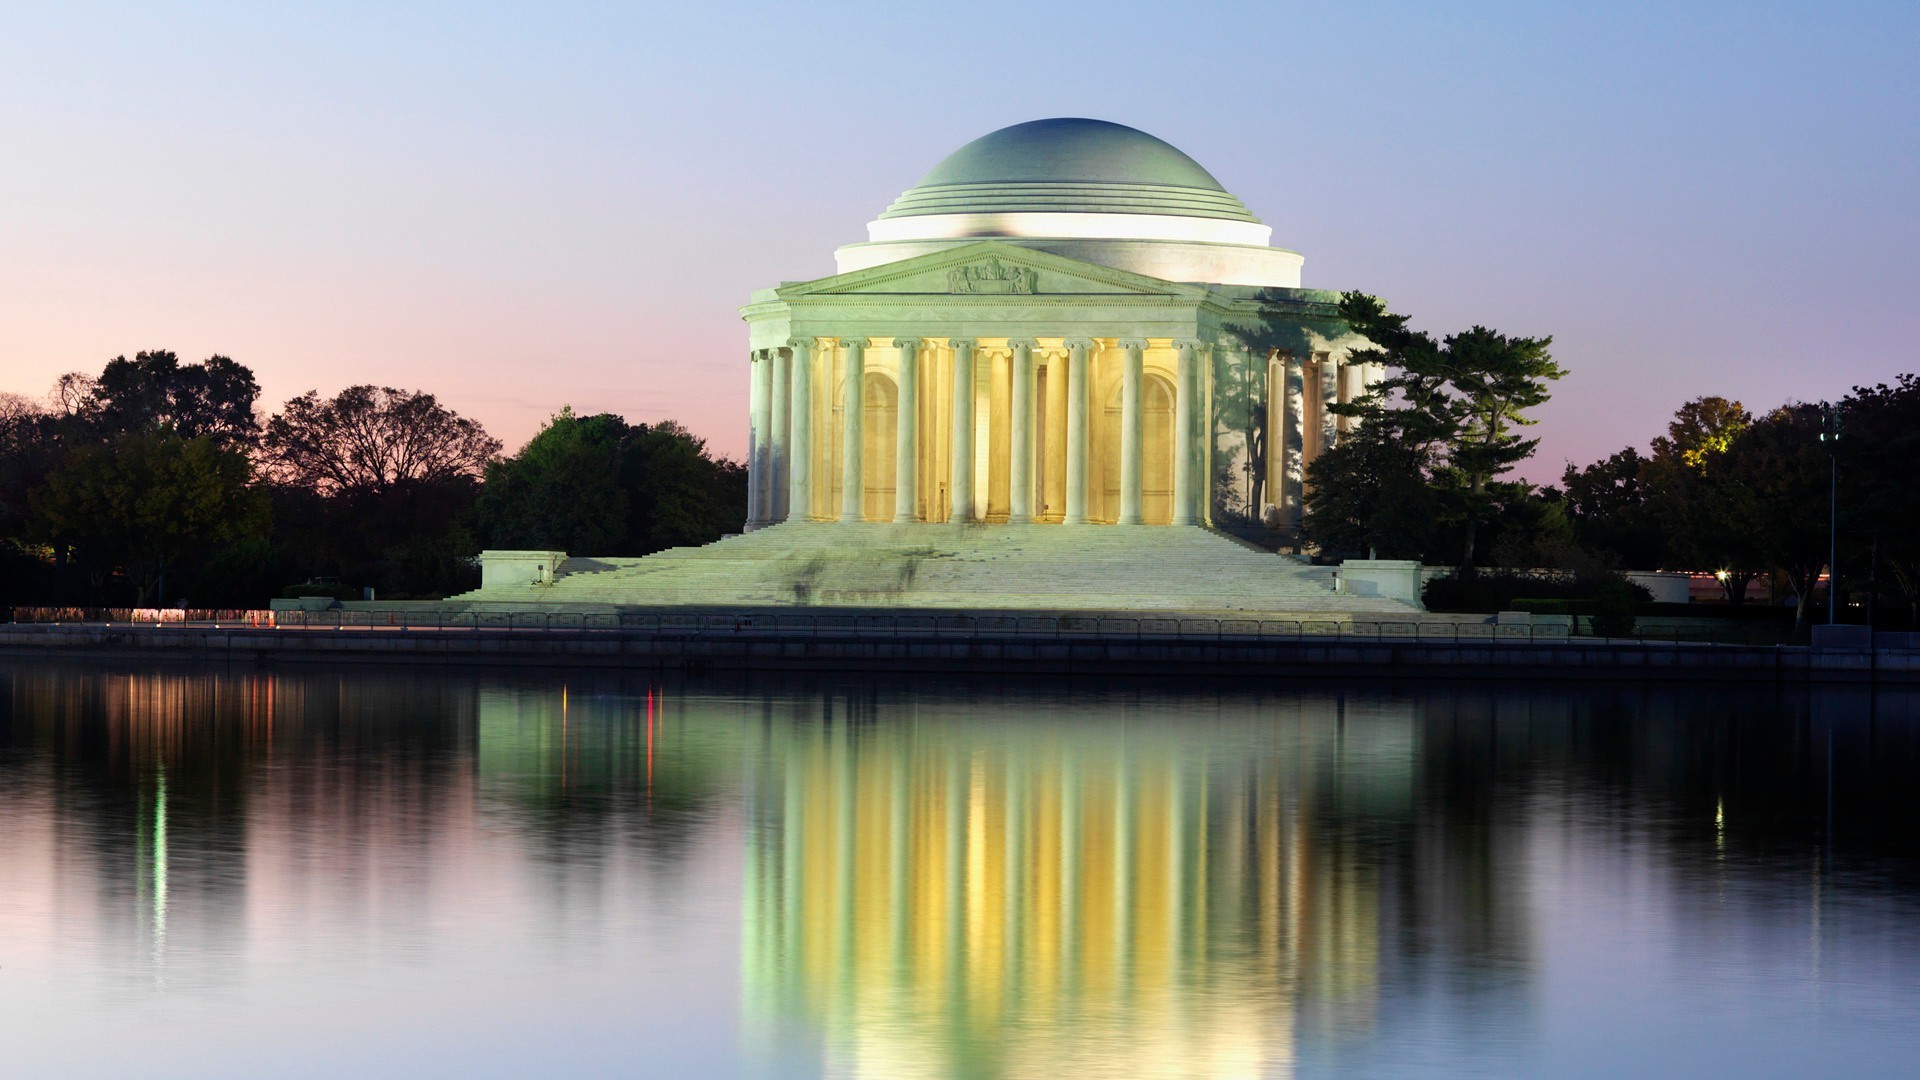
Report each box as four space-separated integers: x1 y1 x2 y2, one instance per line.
2 1 1915 481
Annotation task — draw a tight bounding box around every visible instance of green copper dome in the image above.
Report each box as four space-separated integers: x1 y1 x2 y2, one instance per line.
879 118 1261 224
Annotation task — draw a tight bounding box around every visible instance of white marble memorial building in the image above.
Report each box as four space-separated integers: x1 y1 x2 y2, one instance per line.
464 119 1422 615
740 117 1381 534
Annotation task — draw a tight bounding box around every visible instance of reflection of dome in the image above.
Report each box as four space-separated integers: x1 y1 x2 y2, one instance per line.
836 118 1303 287
880 118 1260 224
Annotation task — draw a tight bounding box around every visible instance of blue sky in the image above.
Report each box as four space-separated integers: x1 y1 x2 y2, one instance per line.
2 0 1915 478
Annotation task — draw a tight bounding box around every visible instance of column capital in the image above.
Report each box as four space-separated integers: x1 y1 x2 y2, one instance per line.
838 335 867 350
1119 338 1149 352
892 337 922 352
1173 339 1207 354
786 337 816 354
1063 337 1095 352
947 338 978 351
1006 337 1039 351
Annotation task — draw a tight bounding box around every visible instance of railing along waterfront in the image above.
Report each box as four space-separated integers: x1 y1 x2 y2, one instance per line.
5 607 1810 645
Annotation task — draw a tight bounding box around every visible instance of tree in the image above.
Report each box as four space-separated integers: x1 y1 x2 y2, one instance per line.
1842 375 1920 624
1559 447 1664 569
623 420 747 551
478 408 631 553
1302 421 1438 559
47 350 261 448
478 411 746 556
31 432 268 604
1325 293 1565 575
1719 404 1832 636
0 392 47 538
1641 397 1761 602
262 385 501 497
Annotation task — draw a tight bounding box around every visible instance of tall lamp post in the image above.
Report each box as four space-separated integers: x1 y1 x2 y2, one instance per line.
1819 402 1841 625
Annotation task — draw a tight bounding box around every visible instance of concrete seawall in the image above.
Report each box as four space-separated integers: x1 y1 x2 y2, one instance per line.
4 623 1914 683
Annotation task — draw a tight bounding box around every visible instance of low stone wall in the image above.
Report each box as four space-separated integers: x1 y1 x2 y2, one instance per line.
3 622 1913 683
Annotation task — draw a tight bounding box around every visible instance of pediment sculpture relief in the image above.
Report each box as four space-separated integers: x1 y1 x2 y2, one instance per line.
948 257 1038 295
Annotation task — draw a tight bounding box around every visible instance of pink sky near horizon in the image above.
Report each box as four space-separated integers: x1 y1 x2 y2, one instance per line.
3 2 1915 484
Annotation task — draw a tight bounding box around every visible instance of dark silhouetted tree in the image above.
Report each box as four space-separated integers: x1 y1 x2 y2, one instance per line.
263 385 500 498
31 433 267 604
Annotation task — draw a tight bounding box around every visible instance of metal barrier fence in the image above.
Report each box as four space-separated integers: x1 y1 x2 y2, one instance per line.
5 607 1804 645
199 609 1791 644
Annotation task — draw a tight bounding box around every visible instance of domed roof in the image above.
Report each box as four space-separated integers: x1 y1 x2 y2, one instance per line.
879 118 1260 224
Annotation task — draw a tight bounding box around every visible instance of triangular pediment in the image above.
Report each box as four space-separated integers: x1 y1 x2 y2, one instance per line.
777 242 1209 301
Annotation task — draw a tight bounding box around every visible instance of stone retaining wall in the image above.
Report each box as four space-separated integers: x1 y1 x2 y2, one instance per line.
3 623 1913 684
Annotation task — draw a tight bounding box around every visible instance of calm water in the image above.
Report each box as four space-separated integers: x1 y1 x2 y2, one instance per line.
2 662 1918 1078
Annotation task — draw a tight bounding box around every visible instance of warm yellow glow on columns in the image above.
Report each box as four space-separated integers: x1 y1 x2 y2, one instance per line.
893 338 921 523
1064 338 1092 525
949 339 978 523
1009 339 1036 524
1173 341 1201 526
839 337 867 523
1043 348 1068 522
1118 339 1146 525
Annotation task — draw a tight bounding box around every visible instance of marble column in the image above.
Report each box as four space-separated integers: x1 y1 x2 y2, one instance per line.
1173 340 1201 526
893 338 920 524
1044 348 1068 521
1008 338 1036 524
949 339 977 524
747 349 772 529
771 347 790 522
839 336 866 523
1063 338 1092 525
1282 352 1305 526
1318 354 1339 455
788 339 813 521
1118 338 1146 525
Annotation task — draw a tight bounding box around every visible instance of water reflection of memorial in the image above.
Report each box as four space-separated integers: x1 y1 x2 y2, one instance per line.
739 691 1455 1077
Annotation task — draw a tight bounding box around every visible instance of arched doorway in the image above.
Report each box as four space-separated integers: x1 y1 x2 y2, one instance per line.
828 371 899 522
1143 374 1174 525
1099 372 1177 525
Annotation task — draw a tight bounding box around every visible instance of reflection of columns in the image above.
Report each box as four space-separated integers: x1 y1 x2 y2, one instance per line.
1173 340 1201 526
747 349 771 529
949 339 977 524
1118 338 1146 525
1318 352 1338 455
839 336 866 523
1283 352 1305 525
1063 338 1092 525
1008 338 1036 524
893 338 920 523
771 347 790 522
788 339 813 520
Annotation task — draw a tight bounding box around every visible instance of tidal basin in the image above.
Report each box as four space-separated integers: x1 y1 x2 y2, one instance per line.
2 661 1918 1077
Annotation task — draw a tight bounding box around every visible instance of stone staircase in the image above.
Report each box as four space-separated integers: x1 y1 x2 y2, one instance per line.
452 523 1420 617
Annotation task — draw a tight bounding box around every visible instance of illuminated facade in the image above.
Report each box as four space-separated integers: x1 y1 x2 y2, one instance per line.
463 120 1420 613
741 118 1383 530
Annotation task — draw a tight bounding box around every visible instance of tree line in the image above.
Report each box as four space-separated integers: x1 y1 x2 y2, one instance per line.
0 351 745 610
1304 293 1920 634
